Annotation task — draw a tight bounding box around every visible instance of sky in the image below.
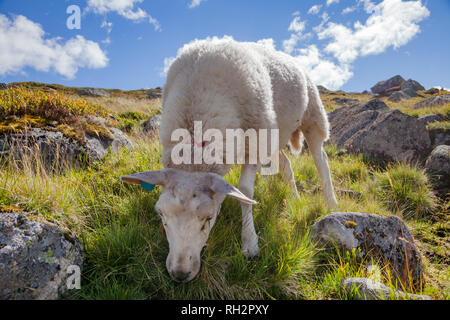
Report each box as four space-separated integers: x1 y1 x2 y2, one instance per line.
0 0 449 92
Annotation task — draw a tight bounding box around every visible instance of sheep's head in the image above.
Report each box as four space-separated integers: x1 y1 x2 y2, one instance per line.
121 168 256 283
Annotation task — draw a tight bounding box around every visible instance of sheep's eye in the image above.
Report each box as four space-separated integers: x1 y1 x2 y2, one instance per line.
193 193 197 198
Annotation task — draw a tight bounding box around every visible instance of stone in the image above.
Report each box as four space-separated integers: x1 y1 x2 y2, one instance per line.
328 99 431 163
371 75 405 94
331 97 360 106
387 90 411 102
428 128 450 149
413 94 450 109
341 278 432 300
0 125 133 169
311 212 424 289
418 114 444 125
425 145 450 178
0 83 8 90
401 79 425 93
143 115 162 133
148 91 162 99
77 88 110 97
0 212 83 300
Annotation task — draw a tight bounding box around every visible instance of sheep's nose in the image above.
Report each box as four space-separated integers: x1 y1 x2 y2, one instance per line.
171 271 191 283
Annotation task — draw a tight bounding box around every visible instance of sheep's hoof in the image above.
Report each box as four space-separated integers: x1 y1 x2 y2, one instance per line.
241 243 259 258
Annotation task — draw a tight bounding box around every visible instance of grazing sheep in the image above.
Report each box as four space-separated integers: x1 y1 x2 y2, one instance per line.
121 37 338 283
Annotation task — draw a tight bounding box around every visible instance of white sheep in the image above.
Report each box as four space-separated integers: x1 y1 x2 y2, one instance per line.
121 37 338 283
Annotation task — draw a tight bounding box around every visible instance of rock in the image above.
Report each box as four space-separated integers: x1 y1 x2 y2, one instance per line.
311 212 424 289
371 75 405 94
148 91 162 99
341 278 432 300
0 212 83 300
0 83 8 90
143 115 161 133
418 114 444 125
317 85 330 95
328 99 431 163
331 97 360 106
428 128 450 149
413 94 450 109
0 125 133 169
401 79 425 93
77 88 110 98
425 145 450 178
387 90 411 102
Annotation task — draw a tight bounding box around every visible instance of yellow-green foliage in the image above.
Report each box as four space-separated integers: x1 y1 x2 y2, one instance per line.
0 86 108 122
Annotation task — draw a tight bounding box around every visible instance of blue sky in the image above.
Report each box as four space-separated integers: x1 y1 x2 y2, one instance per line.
0 0 449 92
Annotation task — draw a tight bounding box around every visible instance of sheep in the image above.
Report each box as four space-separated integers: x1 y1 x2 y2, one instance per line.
121 37 338 283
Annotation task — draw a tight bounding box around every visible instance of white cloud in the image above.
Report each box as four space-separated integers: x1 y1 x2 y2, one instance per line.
308 5 322 15
189 0 207 8
342 6 357 14
283 15 307 54
318 0 430 64
0 14 108 79
281 0 429 90
326 0 340 6
292 45 353 90
87 0 161 31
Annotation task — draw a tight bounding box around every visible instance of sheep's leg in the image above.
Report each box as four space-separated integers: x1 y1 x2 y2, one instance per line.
238 164 259 257
302 126 338 208
279 150 300 199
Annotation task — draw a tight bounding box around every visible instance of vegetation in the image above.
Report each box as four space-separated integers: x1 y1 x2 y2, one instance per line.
0 82 448 300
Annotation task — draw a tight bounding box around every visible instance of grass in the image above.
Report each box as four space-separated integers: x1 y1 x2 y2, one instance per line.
0 82 448 300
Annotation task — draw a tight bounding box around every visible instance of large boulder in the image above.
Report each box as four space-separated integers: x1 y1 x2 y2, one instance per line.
77 88 110 98
0 213 83 299
0 125 132 169
311 212 424 290
428 128 450 149
387 90 411 102
418 114 445 125
328 99 431 163
401 79 425 93
371 75 405 94
425 145 450 182
341 278 432 300
413 94 450 109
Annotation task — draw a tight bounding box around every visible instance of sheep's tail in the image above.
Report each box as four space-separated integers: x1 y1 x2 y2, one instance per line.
288 127 304 156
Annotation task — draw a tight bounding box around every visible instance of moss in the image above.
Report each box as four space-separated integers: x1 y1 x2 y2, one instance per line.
84 123 114 141
0 205 23 212
0 115 48 134
56 124 85 144
345 220 358 229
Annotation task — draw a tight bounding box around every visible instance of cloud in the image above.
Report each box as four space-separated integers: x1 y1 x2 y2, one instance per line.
342 7 357 14
87 0 161 31
189 0 207 8
281 0 429 89
308 5 322 15
292 45 353 90
318 0 430 64
282 15 308 54
0 14 108 79
326 0 340 6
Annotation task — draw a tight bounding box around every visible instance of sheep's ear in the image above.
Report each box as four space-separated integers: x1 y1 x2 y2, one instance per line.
209 175 257 205
121 169 173 186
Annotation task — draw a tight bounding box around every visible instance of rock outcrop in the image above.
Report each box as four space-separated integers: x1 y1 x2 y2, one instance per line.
328 99 431 163
0 213 83 300
77 88 110 98
413 94 450 109
371 75 405 94
143 115 162 133
311 212 424 290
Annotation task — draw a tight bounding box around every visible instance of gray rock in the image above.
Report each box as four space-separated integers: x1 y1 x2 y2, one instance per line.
148 91 162 99
317 85 330 95
311 212 424 289
413 94 450 109
0 124 133 169
0 213 83 300
341 278 432 300
401 79 425 93
418 114 444 125
328 99 431 163
371 75 405 94
426 145 450 177
143 115 161 133
77 88 110 98
428 128 450 149
0 83 8 90
387 90 411 102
